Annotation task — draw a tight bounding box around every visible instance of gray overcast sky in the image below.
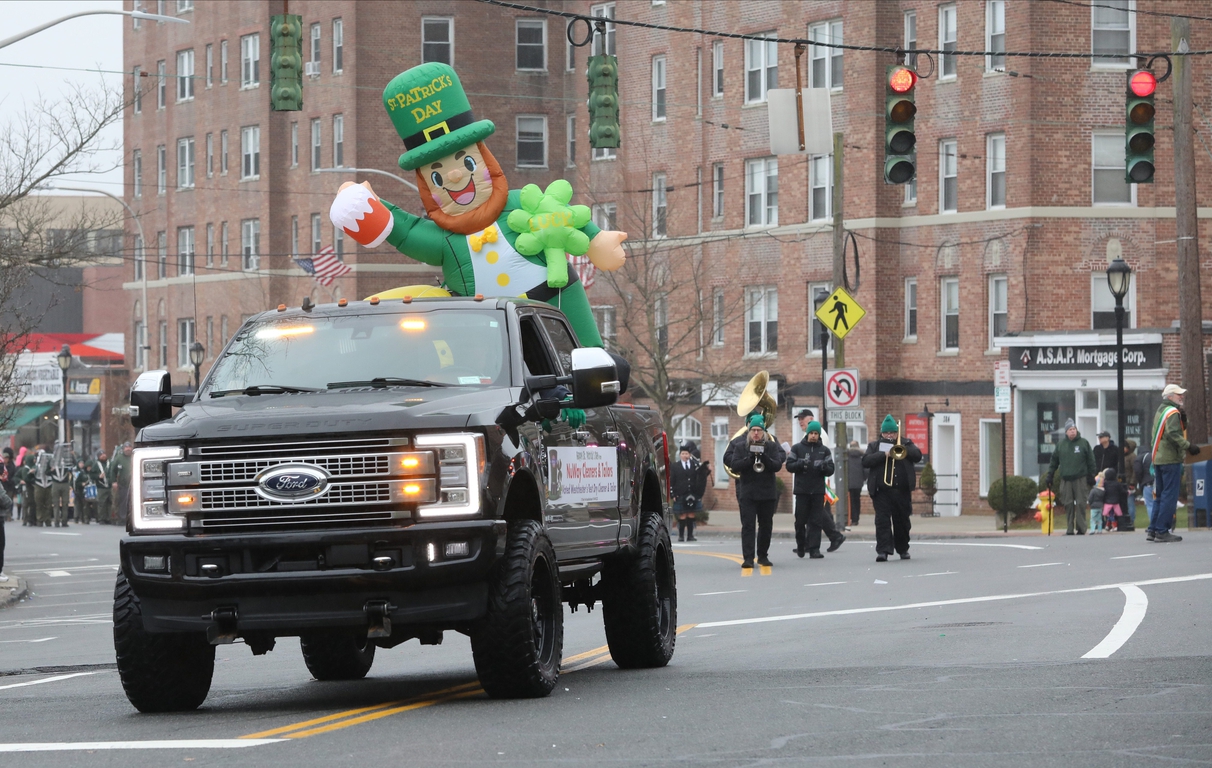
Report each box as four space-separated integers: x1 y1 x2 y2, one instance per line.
0 0 125 193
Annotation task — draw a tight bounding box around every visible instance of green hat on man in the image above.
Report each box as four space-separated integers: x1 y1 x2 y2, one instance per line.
383 62 496 172
881 414 899 433
806 420 822 434
747 413 766 429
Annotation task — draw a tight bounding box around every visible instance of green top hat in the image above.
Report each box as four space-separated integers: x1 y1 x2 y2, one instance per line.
384 62 495 171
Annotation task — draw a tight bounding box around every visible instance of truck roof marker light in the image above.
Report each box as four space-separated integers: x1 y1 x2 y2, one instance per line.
474 294 484 301
400 318 427 331
337 298 348 307
277 304 287 312
256 325 315 339
402 295 413 304
369 296 380 306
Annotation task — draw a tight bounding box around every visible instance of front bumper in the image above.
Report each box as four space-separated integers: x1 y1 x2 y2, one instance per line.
120 519 506 634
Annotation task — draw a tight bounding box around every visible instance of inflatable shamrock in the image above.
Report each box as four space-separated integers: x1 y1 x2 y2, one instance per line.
506 180 592 289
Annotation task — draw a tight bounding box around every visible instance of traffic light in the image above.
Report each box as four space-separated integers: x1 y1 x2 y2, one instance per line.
270 13 303 112
586 54 620 149
884 64 918 184
1125 69 1156 183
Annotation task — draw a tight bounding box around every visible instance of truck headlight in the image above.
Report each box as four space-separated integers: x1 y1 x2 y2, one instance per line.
131 446 185 532
415 433 484 518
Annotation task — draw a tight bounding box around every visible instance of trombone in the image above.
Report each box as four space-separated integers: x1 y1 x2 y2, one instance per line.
882 420 909 486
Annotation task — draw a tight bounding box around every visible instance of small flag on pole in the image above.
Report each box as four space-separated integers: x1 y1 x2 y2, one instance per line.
298 246 351 286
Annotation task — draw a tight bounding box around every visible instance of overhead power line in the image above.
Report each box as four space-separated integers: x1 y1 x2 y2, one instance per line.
1040 0 1212 24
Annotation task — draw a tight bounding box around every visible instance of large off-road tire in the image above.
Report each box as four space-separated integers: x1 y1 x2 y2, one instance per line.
471 520 563 698
299 631 376 681
602 513 677 669
113 570 215 713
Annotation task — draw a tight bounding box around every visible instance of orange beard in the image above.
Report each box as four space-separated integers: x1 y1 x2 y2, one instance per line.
416 142 509 235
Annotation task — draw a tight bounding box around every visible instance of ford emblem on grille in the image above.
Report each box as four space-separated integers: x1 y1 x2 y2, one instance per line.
254 464 329 503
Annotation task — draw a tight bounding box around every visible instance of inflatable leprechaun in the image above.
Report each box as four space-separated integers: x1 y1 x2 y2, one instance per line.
329 62 627 347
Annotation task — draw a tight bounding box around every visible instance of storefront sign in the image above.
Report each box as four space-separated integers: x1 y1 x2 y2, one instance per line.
1037 402 1059 464
69 378 101 395
904 414 929 454
1123 409 1145 444
1010 344 1162 372
12 355 62 402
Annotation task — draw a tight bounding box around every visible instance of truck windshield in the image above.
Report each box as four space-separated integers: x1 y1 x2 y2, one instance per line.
202 309 510 396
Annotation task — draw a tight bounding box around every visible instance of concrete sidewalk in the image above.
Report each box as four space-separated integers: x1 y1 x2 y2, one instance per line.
691 508 1045 540
0 575 28 609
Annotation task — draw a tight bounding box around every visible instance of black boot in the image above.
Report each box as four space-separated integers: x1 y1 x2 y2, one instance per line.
686 520 696 541
677 519 686 542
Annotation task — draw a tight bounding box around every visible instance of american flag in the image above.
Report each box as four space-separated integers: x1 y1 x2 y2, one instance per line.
295 246 351 286
570 254 596 288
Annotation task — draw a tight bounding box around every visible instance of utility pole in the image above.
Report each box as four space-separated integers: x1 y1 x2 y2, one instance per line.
1172 20 1207 443
831 131 848 530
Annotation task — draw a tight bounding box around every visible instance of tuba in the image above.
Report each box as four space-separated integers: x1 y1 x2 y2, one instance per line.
725 371 778 479
882 419 909 486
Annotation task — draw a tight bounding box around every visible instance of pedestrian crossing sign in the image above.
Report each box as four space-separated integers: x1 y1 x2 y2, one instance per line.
814 287 866 340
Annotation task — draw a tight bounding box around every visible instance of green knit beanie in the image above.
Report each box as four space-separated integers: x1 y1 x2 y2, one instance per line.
881 414 898 433
806 420 822 434
747 413 766 429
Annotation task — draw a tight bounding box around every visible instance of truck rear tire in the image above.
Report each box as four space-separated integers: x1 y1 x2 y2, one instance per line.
602 513 677 669
113 571 215 712
300 632 376 681
471 520 562 698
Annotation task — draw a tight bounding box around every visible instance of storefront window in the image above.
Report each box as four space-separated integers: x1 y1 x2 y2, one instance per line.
1019 390 1076 481
1100 389 1162 450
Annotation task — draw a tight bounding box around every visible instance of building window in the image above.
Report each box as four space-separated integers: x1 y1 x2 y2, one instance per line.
652 172 667 238
986 0 1006 71
1093 132 1133 205
220 130 228 175
133 0 142 29
989 274 1008 343
205 132 213 177
241 219 260 270
905 278 918 338
745 286 777 355
177 319 195 370
516 19 546 71
593 306 616 349
712 40 724 97
221 221 228 264
221 316 229 344
939 138 958 213
1091 272 1135 328
516 115 547 168
134 235 145 281
176 137 195 189
290 216 298 257
333 114 344 167
132 150 142 198
206 316 213 356
176 226 194 276
712 162 724 218
220 39 228 83
590 4 615 56
744 32 777 104
156 60 166 108
712 289 725 345
422 17 453 65
332 18 344 73
241 125 260 179
653 294 668 358
176 49 194 101
132 65 142 113
810 154 831 221
310 23 321 67
651 55 666 121
987 133 1006 209
311 118 322 170
205 43 212 87
176 0 192 11
334 225 344 256
240 33 260 87
745 157 778 227
941 277 960 350
566 114 576 166
904 10 916 66
593 144 616 161
290 122 298 167
156 145 166 194
939 4 957 80
158 321 167 368
311 214 322 254
808 282 832 353
808 20 843 90
1093 0 1133 66
565 20 576 72
133 319 145 369
695 47 702 117
591 203 616 231
979 419 1003 498
206 223 214 266
157 231 167 278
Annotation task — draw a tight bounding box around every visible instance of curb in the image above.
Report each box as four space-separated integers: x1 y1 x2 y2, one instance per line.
686 527 1046 541
0 577 28 610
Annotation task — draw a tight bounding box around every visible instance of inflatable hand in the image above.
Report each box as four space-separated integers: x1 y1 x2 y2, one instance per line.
506 180 591 289
330 181 393 248
561 407 586 430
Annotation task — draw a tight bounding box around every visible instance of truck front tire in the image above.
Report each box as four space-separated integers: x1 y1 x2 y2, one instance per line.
471 520 563 698
113 571 215 712
602 513 677 668
300 632 376 681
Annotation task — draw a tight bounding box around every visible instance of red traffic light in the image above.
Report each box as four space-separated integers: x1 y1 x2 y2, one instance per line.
1129 70 1157 98
889 67 917 94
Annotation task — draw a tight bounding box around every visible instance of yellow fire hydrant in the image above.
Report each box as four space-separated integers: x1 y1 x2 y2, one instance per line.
1034 489 1055 535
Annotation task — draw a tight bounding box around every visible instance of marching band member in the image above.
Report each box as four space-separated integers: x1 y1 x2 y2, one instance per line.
725 414 785 570
862 415 922 562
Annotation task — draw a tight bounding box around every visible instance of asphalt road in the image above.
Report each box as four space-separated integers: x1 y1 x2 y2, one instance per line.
1 522 1210 767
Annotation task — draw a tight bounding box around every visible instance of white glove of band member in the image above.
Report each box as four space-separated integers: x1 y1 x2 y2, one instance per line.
329 182 393 248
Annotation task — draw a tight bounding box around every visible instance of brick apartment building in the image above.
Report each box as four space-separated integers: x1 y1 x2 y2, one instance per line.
567 0 1212 515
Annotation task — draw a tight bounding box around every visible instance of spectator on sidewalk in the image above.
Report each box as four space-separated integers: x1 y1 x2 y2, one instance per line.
1121 440 1137 489
1087 471 1106 533
0 482 9 582
846 440 865 528
1102 468 1128 532
109 443 133 526
1046 420 1095 535
1147 384 1199 543
1093 431 1119 475
1133 447 1155 528
670 444 709 542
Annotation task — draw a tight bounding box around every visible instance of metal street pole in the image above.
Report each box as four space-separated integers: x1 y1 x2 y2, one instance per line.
0 9 186 50
315 167 419 191
1116 298 1126 477
831 131 848 530
1001 411 1008 533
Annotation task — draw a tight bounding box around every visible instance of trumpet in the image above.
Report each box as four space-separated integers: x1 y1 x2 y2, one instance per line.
748 436 767 472
882 420 908 486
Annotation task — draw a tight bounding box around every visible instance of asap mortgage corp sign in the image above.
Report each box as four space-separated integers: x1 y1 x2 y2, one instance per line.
1009 343 1162 372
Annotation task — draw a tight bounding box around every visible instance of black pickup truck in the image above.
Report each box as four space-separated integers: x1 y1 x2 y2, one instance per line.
116 296 676 712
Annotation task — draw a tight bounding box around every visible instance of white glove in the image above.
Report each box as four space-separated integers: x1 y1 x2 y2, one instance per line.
329 182 393 248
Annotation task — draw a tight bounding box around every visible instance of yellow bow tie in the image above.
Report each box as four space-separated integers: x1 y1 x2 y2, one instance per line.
469 225 498 252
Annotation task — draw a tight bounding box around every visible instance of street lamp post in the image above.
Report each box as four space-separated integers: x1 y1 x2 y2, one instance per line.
0 9 186 50
314 167 419 191
56 344 73 447
1107 258 1132 478
189 342 205 391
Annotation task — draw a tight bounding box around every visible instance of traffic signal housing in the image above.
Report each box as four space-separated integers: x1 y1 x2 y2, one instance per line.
884 65 917 184
270 13 303 112
1125 69 1156 183
587 54 620 149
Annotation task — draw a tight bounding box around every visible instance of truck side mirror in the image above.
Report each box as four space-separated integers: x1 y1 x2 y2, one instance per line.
569 348 619 409
130 370 173 430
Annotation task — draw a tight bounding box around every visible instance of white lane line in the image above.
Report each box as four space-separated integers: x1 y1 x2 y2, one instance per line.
0 740 284 752
44 571 71 578
0 638 56 644
804 581 848 587
0 672 99 691
911 542 1043 551
38 532 81 537
902 571 958 578
695 572 1212 630
2 559 96 567
1083 585 1148 659
694 589 748 596
1111 554 1157 560
14 600 113 609
1017 562 1065 569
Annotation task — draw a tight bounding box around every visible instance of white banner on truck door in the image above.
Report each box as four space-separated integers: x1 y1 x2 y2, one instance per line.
546 446 618 504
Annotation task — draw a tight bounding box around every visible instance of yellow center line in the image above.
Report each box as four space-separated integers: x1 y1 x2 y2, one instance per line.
678 549 746 565
285 689 484 738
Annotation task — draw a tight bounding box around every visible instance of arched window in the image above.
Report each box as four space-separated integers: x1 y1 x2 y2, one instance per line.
672 414 702 452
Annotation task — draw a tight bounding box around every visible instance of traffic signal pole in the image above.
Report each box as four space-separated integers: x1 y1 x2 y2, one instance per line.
832 130 849 530
1171 19 1208 443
